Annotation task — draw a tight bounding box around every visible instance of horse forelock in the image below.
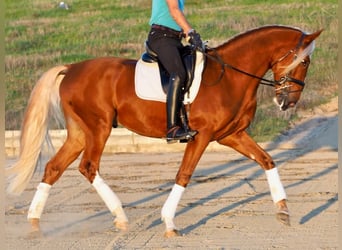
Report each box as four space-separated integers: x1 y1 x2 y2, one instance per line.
280 40 316 75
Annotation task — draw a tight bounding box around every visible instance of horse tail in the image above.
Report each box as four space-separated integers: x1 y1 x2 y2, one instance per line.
6 65 68 195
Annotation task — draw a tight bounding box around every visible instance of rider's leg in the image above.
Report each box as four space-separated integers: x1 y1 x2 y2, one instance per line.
147 34 197 142
165 74 197 142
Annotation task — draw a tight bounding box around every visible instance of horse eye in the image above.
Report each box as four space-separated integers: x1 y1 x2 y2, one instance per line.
301 60 309 67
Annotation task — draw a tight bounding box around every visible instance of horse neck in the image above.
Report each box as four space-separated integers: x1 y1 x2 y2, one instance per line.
216 27 302 80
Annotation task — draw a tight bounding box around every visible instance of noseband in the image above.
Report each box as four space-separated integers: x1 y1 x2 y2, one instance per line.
202 32 307 91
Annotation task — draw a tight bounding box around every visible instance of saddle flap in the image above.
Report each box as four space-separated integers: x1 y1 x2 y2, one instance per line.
135 51 205 104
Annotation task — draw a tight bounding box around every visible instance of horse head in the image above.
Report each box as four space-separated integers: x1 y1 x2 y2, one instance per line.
271 29 323 111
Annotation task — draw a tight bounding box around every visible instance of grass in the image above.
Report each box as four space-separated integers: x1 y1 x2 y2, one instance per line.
5 0 337 141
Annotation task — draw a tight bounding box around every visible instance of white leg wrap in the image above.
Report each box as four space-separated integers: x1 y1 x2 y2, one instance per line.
161 184 185 230
92 172 128 222
265 168 287 203
27 182 51 220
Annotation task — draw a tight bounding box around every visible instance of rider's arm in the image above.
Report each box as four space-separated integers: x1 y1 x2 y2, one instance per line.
166 0 192 35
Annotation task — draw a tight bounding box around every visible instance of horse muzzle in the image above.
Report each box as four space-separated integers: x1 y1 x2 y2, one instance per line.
273 96 297 111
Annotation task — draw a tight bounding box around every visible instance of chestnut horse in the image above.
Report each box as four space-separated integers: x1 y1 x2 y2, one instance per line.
7 25 322 237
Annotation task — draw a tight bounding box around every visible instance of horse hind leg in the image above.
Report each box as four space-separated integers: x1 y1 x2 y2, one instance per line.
90 171 128 231
27 118 85 233
78 118 128 231
217 131 290 226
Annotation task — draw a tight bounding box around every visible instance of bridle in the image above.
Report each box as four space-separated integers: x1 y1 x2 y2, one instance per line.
200 32 307 92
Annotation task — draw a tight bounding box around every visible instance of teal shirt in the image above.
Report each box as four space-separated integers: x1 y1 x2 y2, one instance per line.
149 0 185 31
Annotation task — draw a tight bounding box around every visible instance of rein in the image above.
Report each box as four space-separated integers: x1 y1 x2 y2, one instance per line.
200 33 306 89
202 47 279 87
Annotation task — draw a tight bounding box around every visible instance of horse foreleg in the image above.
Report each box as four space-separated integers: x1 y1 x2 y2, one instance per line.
28 125 85 232
218 131 290 226
161 184 185 237
162 139 209 237
265 167 289 224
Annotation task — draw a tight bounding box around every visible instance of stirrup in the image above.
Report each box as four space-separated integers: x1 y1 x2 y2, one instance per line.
166 126 198 144
180 130 198 143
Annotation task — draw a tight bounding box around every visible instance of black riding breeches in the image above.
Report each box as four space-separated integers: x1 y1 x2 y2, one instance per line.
147 27 187 85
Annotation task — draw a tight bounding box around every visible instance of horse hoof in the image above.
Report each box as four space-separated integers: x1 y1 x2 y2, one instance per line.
27 229 44 239
164 229 181 238
27 218 43 238
114 220 129 231
29 218 41 232
276 211 291 226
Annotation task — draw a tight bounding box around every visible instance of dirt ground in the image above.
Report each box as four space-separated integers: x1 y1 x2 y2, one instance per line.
5 98 338 249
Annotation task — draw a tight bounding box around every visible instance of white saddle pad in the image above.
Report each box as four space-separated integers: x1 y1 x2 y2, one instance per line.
135 51 204 103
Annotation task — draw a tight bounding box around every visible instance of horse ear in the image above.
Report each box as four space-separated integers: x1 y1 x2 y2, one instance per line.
304 29 324 44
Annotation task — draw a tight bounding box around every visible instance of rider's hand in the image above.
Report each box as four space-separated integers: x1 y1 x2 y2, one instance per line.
187 29 204 52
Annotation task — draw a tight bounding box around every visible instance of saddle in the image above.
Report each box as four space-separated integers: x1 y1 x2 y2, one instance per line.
141 41 197 94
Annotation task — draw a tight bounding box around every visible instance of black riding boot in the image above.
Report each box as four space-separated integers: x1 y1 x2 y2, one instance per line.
166 74 197 143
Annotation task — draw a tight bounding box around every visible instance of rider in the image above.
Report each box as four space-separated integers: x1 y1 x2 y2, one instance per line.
147 0 204 143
